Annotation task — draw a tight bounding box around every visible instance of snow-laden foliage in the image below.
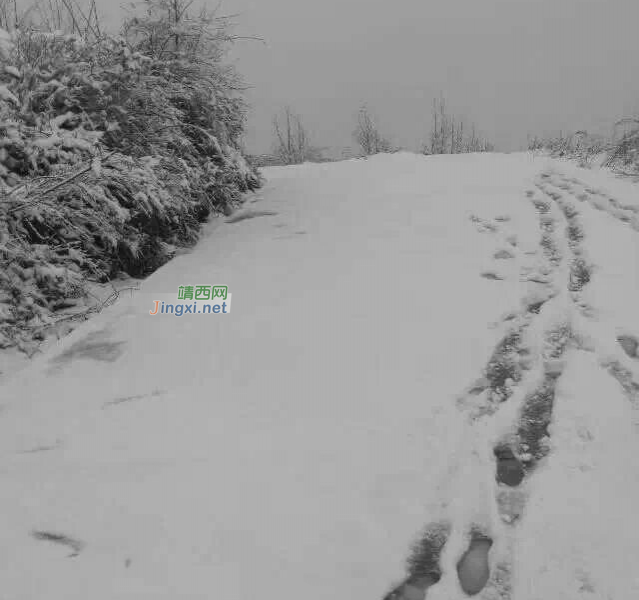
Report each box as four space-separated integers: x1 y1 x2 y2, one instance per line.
0 10 262 354
529 126 639 173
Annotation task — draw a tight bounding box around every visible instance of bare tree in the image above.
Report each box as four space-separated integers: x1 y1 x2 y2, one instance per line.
450 117 456 154
429 95 451 154
353 105 391 156
272 107 322 165
456 119 464 153
426 95 493 155
0 0 103 37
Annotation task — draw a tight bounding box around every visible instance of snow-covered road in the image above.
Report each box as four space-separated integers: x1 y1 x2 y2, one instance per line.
2 152 639 599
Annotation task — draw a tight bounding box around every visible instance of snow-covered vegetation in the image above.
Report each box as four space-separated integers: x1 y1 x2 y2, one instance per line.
528 123 639 173
0 0 261 355
271 106 325 165
425 95 494 155
353 105 393 156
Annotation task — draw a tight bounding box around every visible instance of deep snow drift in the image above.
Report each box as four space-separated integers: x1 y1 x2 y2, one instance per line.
1 152 639 600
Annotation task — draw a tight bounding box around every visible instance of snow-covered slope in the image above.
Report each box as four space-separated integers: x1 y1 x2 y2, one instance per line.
1 152 639 600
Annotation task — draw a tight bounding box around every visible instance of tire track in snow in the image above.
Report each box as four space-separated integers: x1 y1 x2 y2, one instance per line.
546 172 639 233
512 170 639 597
535 172 639 426
473 178 577 598
380 168 620 600
472 172 592 596
380 226 530 597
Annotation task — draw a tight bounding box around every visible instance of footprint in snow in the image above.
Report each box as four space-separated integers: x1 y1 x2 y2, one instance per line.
494 444 524 486
496 488 526 524
617 334 639 359
457 530 493 595
383 521 450 600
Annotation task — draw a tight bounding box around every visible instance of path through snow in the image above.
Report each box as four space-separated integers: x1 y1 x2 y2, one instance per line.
1 153 639 600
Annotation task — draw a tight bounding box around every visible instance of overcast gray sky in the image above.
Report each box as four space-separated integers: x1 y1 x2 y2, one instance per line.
72 0 639 154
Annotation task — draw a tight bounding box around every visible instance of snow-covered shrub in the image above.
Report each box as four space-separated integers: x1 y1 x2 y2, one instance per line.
528 125 639 173
353 105 391 157
0 1 262 354
605 120 639 173
528 131 608 166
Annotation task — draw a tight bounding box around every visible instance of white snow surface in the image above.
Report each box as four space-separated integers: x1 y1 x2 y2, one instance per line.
1 152 639 599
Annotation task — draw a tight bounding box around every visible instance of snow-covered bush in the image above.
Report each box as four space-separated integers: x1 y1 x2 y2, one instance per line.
353 105 392 157
605 119 639 173
529 125 639 173
0 1 262 354
527 131 607 166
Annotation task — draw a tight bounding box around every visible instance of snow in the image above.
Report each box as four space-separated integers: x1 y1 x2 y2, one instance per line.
0 27 12 61
1 152 639 599
0 83 19 105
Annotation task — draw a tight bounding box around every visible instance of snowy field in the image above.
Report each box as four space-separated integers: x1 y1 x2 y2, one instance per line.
1 152 639 599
